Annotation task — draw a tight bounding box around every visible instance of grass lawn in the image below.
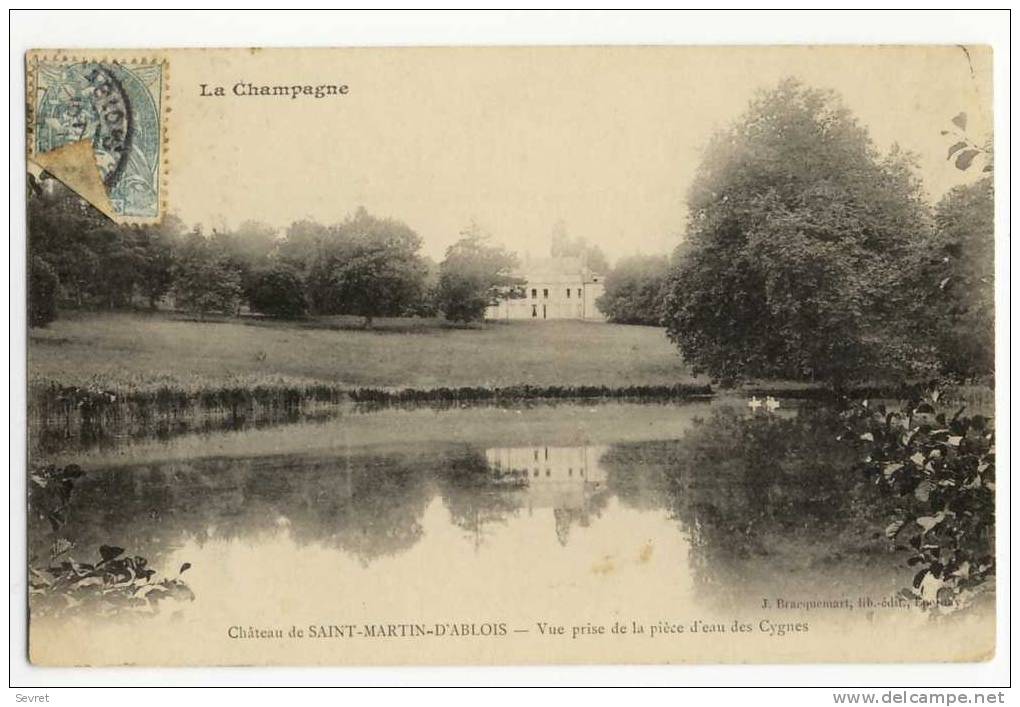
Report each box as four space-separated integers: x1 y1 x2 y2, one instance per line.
28 310 699 391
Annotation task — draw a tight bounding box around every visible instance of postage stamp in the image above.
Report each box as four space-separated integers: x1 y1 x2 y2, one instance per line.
27 54 168 223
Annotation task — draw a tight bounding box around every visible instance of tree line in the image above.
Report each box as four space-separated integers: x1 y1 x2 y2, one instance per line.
28 78 994 386
27 186 524 328
596 80 993 384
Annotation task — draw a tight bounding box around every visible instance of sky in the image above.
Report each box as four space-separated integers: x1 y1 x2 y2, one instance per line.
169 46 993 263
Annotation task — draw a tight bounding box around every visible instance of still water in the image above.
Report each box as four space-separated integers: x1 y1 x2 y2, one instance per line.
28 400 994 665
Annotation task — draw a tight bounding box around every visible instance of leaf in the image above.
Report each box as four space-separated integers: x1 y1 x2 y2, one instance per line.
915 480 937 503
946 141 968 159
884 519 906 539
859 432 874 442
910 452 926 467
49 537 73 558
179 562 192 575
947 436 963 447
916 513 944 533
955 149 981 171
951 112 967 130
99 545 125 562
919 572 947 602
883 462 904 479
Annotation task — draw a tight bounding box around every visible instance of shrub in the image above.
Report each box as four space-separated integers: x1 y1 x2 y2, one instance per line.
249 265 307 319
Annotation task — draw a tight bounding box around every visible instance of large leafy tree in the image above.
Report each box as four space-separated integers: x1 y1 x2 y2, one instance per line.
596 254 669 325
929 175 995 377
436 224 521 323
662 79 933 388
309 207 428 327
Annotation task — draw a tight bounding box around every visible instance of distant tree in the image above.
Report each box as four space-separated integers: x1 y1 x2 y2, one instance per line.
550 221 609 274
596 255 669 325
136 215 183 309
405 256 441 318
661 79 933 388
278 219 330 273
248 264 308 319
172 230 243 319
88 226 148 309
436 224 521 323
211 221 278 304
310 207 428 327
28 256 59 327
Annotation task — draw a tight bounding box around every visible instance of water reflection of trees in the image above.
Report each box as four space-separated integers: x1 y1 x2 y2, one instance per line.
601 406 900 604
434 449 526 548
30 452 437 568
33 442 625 570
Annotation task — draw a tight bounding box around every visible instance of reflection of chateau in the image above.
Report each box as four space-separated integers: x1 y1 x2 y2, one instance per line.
485 445 609 544
484 256 607 321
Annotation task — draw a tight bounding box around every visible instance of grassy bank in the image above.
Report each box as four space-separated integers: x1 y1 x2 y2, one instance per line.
29 310 697 391
27 311 994 429
27 311 712 433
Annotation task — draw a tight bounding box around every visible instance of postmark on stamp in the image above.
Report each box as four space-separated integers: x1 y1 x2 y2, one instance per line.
27 54 168 223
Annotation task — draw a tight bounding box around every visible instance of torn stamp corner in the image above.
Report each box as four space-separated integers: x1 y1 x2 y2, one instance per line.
27 53 169 224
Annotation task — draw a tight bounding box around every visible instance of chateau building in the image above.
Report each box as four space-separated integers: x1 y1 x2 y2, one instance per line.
485 256 607 321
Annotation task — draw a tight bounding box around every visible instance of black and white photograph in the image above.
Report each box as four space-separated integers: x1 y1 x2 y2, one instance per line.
8 9 1011 697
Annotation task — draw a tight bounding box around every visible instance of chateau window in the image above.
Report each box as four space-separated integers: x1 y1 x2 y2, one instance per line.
566 289 571 298
531 305 537 318
577 288 582 297
546 469 551 477
543 289 549 298
534 450 539 461
531 288 537 299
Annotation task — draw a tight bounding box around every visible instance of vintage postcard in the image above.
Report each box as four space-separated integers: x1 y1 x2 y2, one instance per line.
25 46 996 667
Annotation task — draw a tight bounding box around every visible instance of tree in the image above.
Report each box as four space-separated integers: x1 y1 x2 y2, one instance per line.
278 219 329 274
596 255 669 325
662 79 933 388
28 256 59 327
211 221 278 305
88 226 147 309
136 216 183 309
310 207 428 327
929 176 995 377
436 224 521 323
550 221 609 274
248 264 307 319
172 230 243 319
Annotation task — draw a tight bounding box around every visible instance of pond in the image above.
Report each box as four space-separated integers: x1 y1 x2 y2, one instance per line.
28 399 994 665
